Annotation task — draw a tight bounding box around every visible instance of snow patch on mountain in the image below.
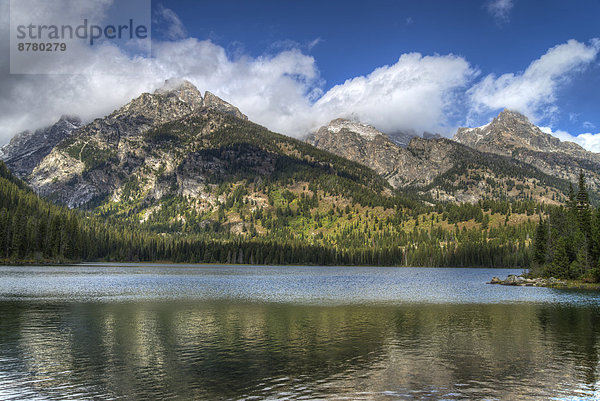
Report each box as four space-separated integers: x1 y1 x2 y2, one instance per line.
326 118 383 141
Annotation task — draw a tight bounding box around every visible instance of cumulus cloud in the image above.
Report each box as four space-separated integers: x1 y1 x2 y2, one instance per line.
485 0 514 23
0 0 477 142
0 37 322 140
540 127 600 153
314 53 477 134
468 39 600 124
0 0 598 154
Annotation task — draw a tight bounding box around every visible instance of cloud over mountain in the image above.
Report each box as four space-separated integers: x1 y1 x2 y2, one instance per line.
0 0 598 152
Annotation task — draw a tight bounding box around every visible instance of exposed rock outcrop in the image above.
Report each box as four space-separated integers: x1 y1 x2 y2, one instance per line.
1 115 82 178
27 80 247 208
455 110 600 190
203 91 247 120
307 118 569 203
488 274 566 287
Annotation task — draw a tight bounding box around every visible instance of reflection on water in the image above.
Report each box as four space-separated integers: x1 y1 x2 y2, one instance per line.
0 266 599 400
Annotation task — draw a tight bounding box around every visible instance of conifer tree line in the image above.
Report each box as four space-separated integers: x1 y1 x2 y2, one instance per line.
1 161 534 267
531 172 600 282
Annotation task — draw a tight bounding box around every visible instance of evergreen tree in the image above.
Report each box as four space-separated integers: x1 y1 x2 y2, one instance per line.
591 209 600 267
533 217 547 266
576 171 592 241
550 238 570 279
568 183 576 210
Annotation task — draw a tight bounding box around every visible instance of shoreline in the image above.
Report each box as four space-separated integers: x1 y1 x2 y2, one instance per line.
488 274 600 290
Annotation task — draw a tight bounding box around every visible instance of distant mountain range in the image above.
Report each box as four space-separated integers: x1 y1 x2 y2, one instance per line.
306 112 590 203
2 79 588 267
1 81 596 213
0 80 395 246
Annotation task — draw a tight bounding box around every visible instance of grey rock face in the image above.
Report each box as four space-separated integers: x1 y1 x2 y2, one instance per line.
307 117 570 203
203 91 247 120
307 119 462 188
387 129 417 147
455 109 600 189
25 80 248 208
455 110 586 156
1 115 82 178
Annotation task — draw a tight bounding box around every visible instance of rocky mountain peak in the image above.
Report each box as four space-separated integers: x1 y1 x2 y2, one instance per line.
108 80 248 125
494 109 531 125
454 109 600 191
454 109 588 155
322 118 384 141
453 109 535 152
154 79 204 106
58 114 82 125
203 91 248 120
25 80 251 207
1 115 83 178
107 80 205 127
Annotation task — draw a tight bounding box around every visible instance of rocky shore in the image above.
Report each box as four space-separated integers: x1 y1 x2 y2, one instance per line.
488 274 566 287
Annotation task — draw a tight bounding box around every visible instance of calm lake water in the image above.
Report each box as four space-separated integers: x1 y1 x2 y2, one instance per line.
1 264 599 400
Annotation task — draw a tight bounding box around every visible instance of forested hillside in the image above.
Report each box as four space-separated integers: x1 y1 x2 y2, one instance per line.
0 160 540 267
2 82 586 269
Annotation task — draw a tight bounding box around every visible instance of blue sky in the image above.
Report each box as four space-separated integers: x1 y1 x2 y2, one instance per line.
157 0 600 137
1 0 599 150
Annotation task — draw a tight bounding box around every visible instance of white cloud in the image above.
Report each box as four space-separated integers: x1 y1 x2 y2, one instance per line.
154 4 187 40
468 39 600 124
574 133 600 153
313 53 477 134
0 0 477 142
0 35 323 140
540 126 600 153
0 1 598 156
569 112 580 123
307 38 321 50
485 0 514 23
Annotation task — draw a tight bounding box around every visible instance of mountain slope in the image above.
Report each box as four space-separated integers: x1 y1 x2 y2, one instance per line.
308 118 571 203
454 110 600 190
26 82 394 233
0 159 537 267
28 80 249 207
0 115 82 178
1 83 543 267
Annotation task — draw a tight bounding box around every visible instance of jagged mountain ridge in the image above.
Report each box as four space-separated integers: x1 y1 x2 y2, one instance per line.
307 119 443 188
455 110 590 156
0 81 580 266
28 81 250 207
1 115 82 178
21 79 391 243
454 110 600 190
308 118 573 203
4 82 593 209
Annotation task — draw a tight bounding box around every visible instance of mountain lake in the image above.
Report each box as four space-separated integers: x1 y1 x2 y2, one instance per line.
0 264 599 400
